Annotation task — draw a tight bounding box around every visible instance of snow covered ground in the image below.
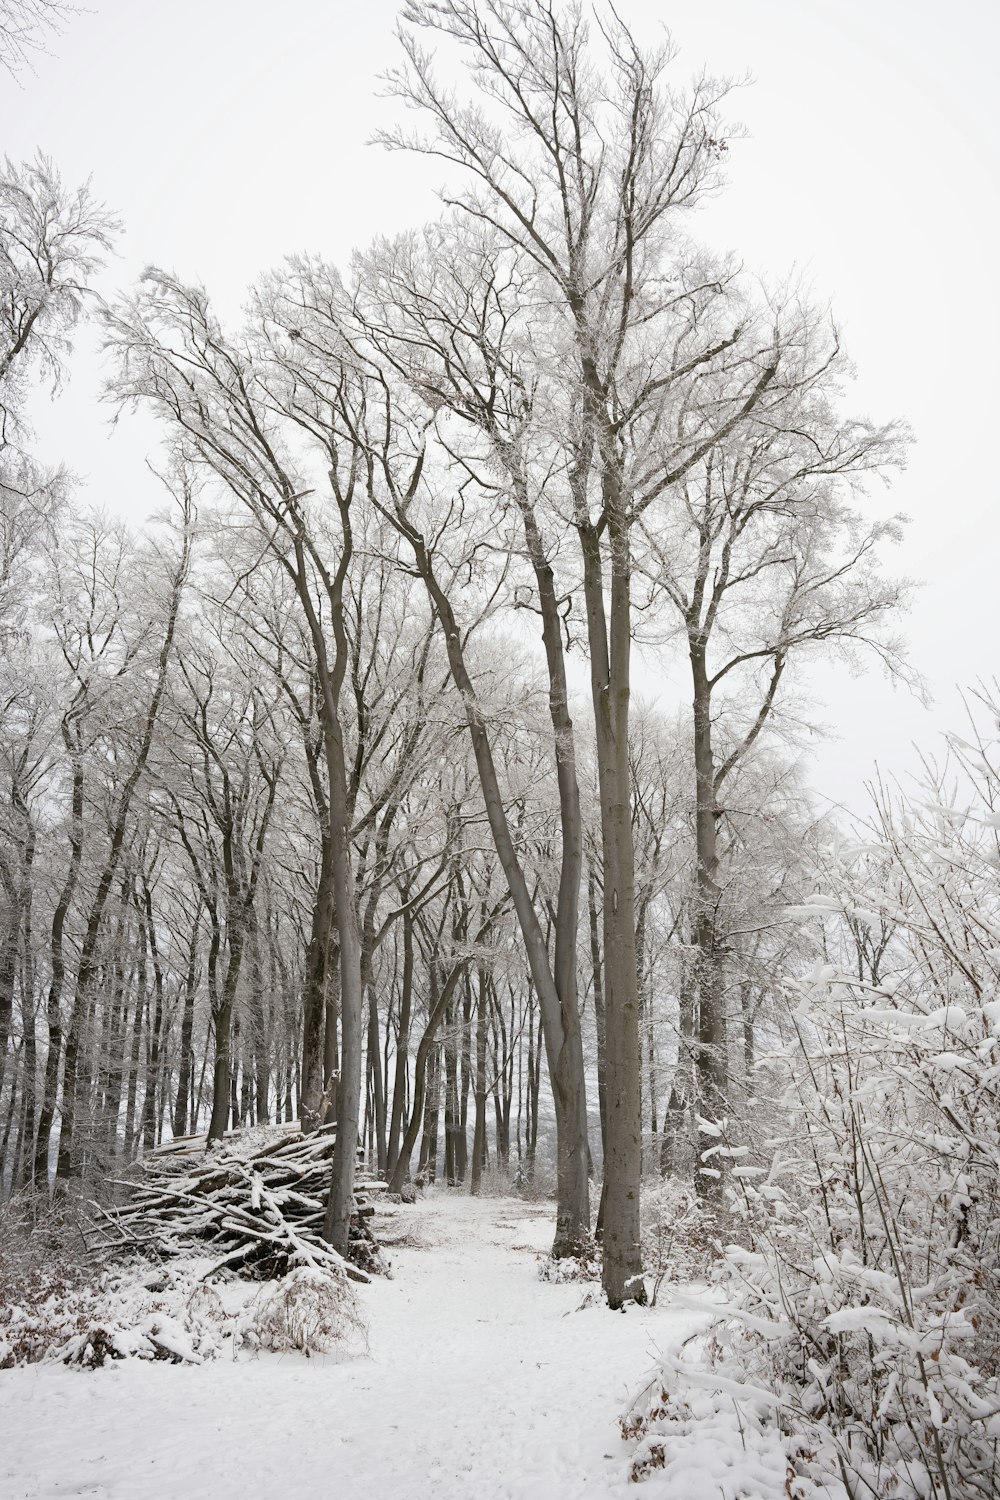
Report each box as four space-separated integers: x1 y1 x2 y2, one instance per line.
2 1192 706 1500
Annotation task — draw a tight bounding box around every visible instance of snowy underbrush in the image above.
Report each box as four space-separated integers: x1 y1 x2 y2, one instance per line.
621 1370 846 1499
536 1177 719 1291
640 1178 717 1302
0 1256 231 1367
511 1160 558 1202
626 746 1000 1499
626 998 1000 1495
1 1229 368 1369
537 1236 602 1283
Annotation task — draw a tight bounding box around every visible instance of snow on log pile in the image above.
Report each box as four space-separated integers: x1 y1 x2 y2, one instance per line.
91 1123 386 1284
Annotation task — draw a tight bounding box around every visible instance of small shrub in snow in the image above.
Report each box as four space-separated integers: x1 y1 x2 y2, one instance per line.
184 1280 227 1331
538 1236 602 1283
475 1161 519 1197
0 1186 93 1280
381 1181 419 1205
514 1161 557 1202
242 1266 367 1357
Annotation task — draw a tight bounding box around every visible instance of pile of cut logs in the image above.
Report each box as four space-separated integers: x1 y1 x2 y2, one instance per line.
90 1123 386 1283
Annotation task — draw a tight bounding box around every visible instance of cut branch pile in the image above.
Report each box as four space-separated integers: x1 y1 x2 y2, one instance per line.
89 1124 386 1284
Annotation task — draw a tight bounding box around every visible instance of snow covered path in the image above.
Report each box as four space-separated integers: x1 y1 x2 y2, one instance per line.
1 1192 703 1500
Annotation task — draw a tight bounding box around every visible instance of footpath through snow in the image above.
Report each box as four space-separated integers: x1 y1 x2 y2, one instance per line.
1 1191 708 1500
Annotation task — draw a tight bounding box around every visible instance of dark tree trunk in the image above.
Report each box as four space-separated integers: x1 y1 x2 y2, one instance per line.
33 732 85 1187
386 904 414 1176
690 640 728 1203
300 827 334 1132
172 922 198 1138
470 966 489 1194
577 506 645 1306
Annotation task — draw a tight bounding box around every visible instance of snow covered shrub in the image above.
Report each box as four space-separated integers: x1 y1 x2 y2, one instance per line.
184 1279 227 1331
0 1257 231 1367
242 1265 367 1357
626 702 1000 1499
514 1158 558 1202
475 1160 519 1197
641 1178 717 1302
621 1375 842 1497
537 1236 602 1283
0 1265 90 1367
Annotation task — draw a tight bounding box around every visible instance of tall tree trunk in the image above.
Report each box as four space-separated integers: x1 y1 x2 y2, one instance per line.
300 827 334 1132
248 911 270 1126
690 640 727 1202
0 795 34 1097
386 904 414 1176
123 927 147 1159
470 966 489 1194
457 970 471 1184
0 906 19 1096
207 916 246 1145
281 519 363 1257
172 920 198 1138
587 860 608 1169
417 1045 439 1183
33 730 85 1187
100 947 129 1158
364 962 387 1176
443 998 460 1186
577 507 646 1306
141 881 165 1155
661 945 697 1176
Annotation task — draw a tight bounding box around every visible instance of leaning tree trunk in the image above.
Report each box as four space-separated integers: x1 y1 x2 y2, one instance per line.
402 526 591 1255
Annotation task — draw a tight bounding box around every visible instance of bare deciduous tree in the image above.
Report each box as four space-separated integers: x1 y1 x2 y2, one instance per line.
380 0 782 1304
0 1 76 79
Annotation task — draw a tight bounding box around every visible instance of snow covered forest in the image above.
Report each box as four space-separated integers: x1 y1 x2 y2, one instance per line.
1 2 998 1497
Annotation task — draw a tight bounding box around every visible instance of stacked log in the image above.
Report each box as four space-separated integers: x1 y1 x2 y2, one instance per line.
90 1123 386 1283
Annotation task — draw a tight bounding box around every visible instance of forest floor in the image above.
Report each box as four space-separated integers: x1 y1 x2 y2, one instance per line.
2 1190 710 1500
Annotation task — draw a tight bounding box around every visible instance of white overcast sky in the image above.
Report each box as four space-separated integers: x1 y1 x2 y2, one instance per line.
6 0 999 816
